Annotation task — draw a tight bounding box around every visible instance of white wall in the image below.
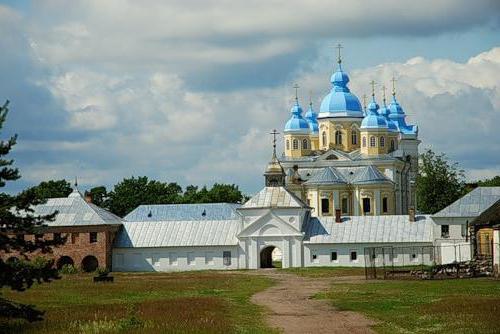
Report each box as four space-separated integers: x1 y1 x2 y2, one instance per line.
112 246 240 272
431 217 470 244
439 242 471 264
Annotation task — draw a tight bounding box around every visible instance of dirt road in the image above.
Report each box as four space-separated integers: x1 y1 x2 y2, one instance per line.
251 270 375 334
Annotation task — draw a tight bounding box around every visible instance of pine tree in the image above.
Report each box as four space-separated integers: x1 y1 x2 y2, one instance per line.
0 101 62 322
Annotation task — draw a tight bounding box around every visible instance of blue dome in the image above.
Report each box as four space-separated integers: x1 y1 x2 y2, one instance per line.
361 98 388 129
284 99 310 133
379 101 398 132
388 95 418 135
318 64 363 118
304 102 319 134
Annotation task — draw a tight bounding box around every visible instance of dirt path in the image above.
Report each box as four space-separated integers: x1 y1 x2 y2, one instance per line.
250 270 375 334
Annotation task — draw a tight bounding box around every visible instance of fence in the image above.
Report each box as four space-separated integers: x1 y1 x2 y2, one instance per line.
363 242 493 280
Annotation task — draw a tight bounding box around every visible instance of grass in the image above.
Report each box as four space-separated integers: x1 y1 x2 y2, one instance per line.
283 266 366 278
1 271 278 334
316 278 500 334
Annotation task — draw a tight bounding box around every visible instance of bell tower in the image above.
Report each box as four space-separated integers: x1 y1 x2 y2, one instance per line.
264 129 285 187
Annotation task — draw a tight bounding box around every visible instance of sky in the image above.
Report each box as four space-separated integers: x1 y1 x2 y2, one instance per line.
0 0 499 195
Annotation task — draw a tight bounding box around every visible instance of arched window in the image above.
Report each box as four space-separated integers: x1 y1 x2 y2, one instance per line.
351 131 358 145
370 136 376 147
390 139 395 152
335 130 342 145
380 136 385 147
322 131 327 147
286 140 290 150
362 136 366 147
292 139 299 150
302 139 309 150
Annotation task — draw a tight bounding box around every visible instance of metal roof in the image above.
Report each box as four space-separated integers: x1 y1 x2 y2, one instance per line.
124 203 241 222
350 165 393 185
114 220 240 247
241 186 308 209
299 165 392 185
433 187 500 218
304 167 347 185
303 215 433 244
33 189 123 227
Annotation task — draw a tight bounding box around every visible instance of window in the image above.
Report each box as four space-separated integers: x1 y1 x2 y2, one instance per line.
411 253 418 262
286 140 290 150
302 139 309 150
292 139 299 150
331 251 338 262
311 252 319 263
382 197 388 213
223 251 231 266
350 251 358 262
152 254 161 267
89 232 98 243
370 136 376 147
362 136 366 147
441 225 450 238
362 198 371 214
169 252 178 266
351 131 357 145
341 197 349 214
390 139 395 152
322 131 327 146
335 130 342 145
71 233 79 244
321 198 330 214
380 136 385 147
187 252 195 265
53 233 62 243
205 252 214 265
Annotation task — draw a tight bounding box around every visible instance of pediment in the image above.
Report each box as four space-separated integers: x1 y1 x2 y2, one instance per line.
316 149 351 162
238 211 302 238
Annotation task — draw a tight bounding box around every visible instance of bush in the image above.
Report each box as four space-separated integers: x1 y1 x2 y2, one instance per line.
59 264 78 275
96 267 110 277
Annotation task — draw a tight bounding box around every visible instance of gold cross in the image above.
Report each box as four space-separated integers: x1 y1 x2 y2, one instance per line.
370 80 376 98
362 94 367 110
293 83 300 100
335 43 343 64
391 76 397 96
270 129 280 156
381 85 387 103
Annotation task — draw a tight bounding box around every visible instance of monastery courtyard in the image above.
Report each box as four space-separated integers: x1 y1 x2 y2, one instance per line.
2 268 499 334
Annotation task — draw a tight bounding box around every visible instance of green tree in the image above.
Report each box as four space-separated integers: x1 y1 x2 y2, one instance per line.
24 179 72 200
86 186 107 207
106 176 182 216
0 101 61 322
181 183 247 204
477 176 500 187
417 149 466 214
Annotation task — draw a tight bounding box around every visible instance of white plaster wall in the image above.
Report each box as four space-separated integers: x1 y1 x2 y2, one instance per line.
439 242 471 264
431 217 470 244
112 246 240 272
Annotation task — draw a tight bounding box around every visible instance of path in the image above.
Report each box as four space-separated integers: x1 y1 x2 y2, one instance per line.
250 270 375 334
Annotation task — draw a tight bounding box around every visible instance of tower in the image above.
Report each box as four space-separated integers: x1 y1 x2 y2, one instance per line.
264 129 285 187
284 85 312 158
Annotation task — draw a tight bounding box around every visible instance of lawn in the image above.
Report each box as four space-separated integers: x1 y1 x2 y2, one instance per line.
1 271 277 334
316 278 500 334
283 266 366 278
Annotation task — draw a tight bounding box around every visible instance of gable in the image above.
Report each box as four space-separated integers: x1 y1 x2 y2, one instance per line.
315 149 352 162
238 211 302 238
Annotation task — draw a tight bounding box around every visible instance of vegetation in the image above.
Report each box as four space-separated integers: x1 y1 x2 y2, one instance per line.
283 266 365 278
316 278 500 334
0 271 276 334
417 149 466 214
477 176 500 187
0 101 62 322
22 180 72 200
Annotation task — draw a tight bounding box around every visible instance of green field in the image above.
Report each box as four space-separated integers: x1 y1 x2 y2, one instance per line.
1 271 277 334
316 278 500 334
283 266 366 278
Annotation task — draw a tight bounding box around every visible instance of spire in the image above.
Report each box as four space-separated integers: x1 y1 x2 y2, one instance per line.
69 176 83 198
362 94 367 111
370 80 376 101
264 129 285 187
382 85 387 106
270 129 279 159
391 76 397 99
293 83 300 103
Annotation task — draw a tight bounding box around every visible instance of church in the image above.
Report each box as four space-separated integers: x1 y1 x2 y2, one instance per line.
6 52 498 274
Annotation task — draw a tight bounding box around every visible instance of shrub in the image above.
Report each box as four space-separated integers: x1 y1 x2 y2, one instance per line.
59 264 78 275
96 267 110 277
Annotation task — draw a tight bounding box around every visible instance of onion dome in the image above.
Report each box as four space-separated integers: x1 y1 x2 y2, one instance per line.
318 61 363 119
361 96 388 129
379 93 398 132
304 101 319 134
284 98 310 134
388 94 418 135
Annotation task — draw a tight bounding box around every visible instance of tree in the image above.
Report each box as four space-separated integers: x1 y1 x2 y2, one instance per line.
24 180 72 200
181 183 247 204
106 176 183 217
86 186 107 207
417 149 466 214
477 176 500 187
0 101 62 322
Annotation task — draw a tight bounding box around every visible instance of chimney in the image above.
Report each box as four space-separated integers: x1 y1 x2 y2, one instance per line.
409 207 415 222
335 209 341 223
84 192 92 204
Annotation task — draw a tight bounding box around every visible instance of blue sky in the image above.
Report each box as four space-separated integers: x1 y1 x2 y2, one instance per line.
0 0 499 195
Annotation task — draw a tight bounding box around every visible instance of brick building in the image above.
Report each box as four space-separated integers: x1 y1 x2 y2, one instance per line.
1 188 122 272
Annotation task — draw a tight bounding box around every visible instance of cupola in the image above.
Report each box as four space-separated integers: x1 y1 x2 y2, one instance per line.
304 100 319 134
284 89 310 134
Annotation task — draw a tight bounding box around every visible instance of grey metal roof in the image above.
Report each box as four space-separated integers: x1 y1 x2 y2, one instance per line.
303 215 433 244
124 203 241 222
114 220 240 247
350 165 393 185
33 189 123 227
433 187 500 218
304 167 347 185
240 186 308 209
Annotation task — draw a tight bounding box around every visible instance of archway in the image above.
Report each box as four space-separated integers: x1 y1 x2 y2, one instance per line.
56 256 74 269
81 255 99 272
6 256 19 264
260 246 282 268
